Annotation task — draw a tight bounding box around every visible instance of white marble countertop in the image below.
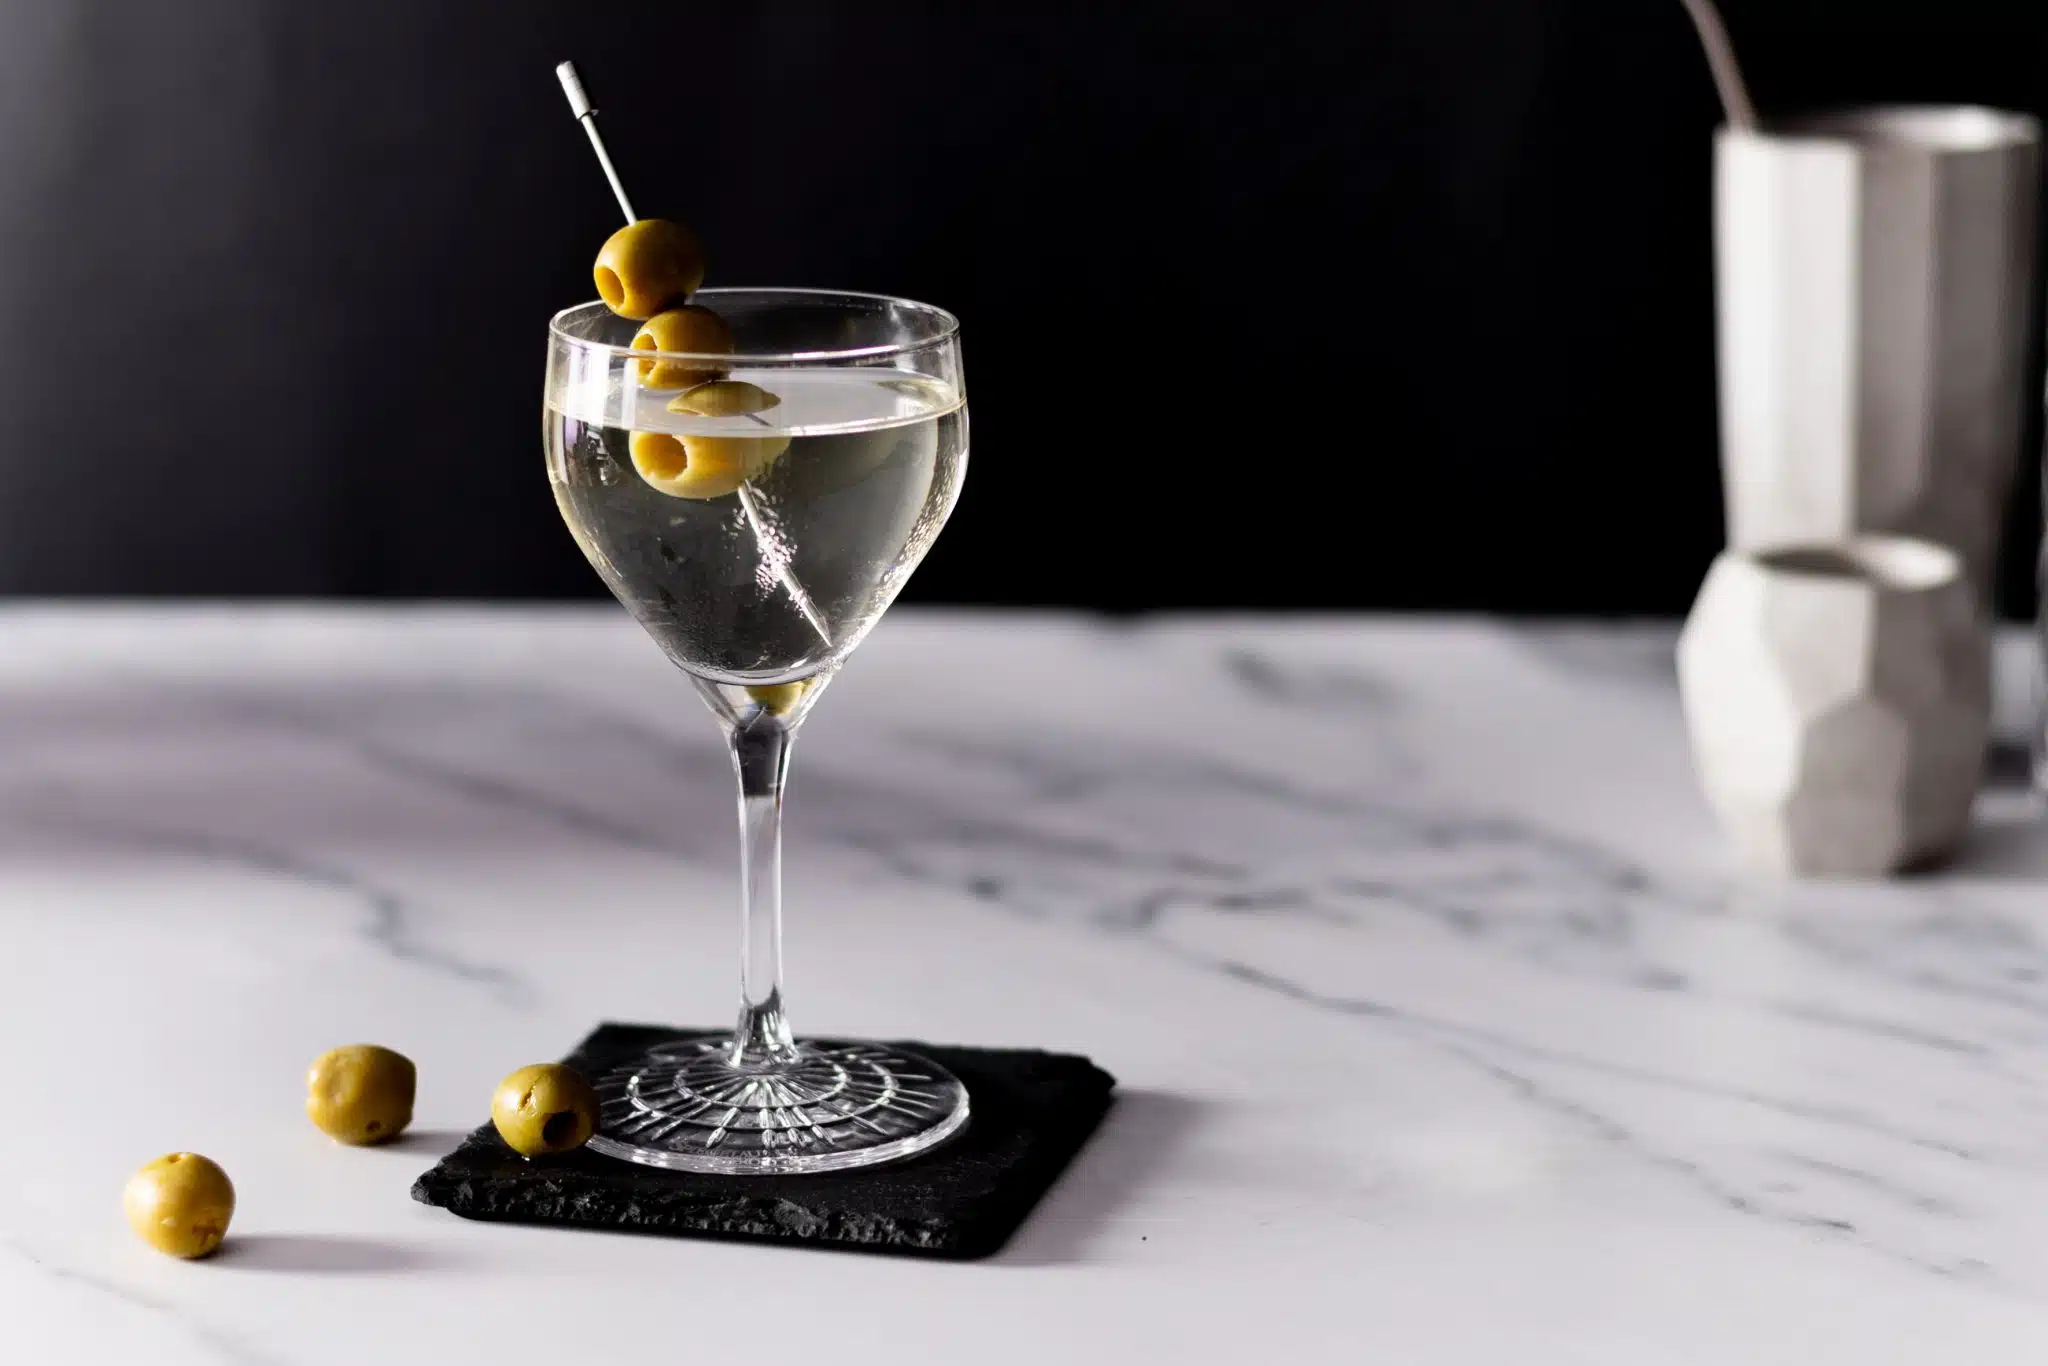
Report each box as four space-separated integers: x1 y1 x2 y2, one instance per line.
5 606 2048 1363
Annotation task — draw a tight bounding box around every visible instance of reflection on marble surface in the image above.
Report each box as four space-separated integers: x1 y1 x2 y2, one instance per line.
3 608 2048 1363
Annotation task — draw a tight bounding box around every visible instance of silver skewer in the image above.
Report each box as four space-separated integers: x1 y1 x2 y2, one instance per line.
555 60 832 650
737 484 832 644
556 62 638 221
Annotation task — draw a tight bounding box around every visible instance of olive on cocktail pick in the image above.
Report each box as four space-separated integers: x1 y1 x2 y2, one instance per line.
629 430 747 499
556 65 708 320
553 63 798 587
593 219 706 320
632 305 734 389
628 430 789 500
669 380 781 417
698 433 791 482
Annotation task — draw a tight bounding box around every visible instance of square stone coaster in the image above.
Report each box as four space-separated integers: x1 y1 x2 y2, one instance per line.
412 1023 1116 1260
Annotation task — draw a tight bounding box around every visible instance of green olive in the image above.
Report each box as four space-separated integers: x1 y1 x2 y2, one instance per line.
745 681 810 714
123 1153 234 1259
305 1044 416 1145
629 430 790 500
628 430 749 499
632 306 734 389
593 219 706 320
669 380 781 417
491 1063 599 1157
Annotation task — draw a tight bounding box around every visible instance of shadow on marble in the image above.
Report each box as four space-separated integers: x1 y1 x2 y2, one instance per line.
214 1233 447 1274
1949 799 2048 878
0 678 918 865
1508 624 1679 684
0 683 724 869
376 1127 475 1158
993 1089 1209 1267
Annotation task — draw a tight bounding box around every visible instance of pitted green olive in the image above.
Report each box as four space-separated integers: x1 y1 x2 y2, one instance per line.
629 430 748 499
491 1063 599 1157
669 380 781 416
593 219 706 320
632 306 734 389
629 430 790 499
305 1044 416 1145
745 681 810 714
123 1153 234 1259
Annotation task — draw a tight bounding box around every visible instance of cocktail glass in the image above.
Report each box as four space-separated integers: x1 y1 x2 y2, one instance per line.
545 288 969 1173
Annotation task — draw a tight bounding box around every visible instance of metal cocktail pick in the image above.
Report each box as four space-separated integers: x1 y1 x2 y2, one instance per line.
555 62 637 222
553 61 833 649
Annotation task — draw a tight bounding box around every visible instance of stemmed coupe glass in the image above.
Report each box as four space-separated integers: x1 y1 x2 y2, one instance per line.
544 286 970 1175
542 61 972 1174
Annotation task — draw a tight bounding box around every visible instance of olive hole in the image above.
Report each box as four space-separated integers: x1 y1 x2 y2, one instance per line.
541 1112 577 1147
595 267 624 309
365 1120 382 1134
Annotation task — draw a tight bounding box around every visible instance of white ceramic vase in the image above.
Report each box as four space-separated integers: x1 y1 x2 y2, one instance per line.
1677 536 1988 877
1715 107 2040 601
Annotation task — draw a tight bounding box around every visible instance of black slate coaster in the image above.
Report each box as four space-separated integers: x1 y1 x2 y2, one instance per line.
411 1023 1115 1260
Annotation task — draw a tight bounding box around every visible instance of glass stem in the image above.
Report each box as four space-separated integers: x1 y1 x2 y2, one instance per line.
727 708 799 1064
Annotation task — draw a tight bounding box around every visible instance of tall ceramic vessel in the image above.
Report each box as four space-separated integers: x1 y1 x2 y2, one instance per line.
1678 536 1988 877
1715 107 2040 601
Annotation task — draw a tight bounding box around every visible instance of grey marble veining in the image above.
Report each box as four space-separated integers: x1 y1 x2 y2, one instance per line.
4 607 2048 1363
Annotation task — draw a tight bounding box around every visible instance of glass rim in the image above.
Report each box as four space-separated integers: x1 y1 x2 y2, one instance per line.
549 287 961 366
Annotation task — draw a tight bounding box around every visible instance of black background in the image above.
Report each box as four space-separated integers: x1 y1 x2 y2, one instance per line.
0 1 2041 614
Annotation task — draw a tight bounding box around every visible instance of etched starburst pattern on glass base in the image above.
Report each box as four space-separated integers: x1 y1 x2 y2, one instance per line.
586 1037 971 1175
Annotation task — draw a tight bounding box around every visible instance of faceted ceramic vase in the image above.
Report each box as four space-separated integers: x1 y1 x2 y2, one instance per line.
1715 107 2040 601
1677 536 1988 877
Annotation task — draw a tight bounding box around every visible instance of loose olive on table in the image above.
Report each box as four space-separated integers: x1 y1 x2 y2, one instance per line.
632 305 735 389
305 1044 417 1145
629 430 791 500
123 1153 235 1259
593 218 706 320
491 1063 599 1158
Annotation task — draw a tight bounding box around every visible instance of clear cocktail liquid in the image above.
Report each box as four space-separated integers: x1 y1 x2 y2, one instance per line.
547 369 966 683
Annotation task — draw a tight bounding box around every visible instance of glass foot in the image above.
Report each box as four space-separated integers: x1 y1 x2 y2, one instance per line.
586 1037 970 1175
